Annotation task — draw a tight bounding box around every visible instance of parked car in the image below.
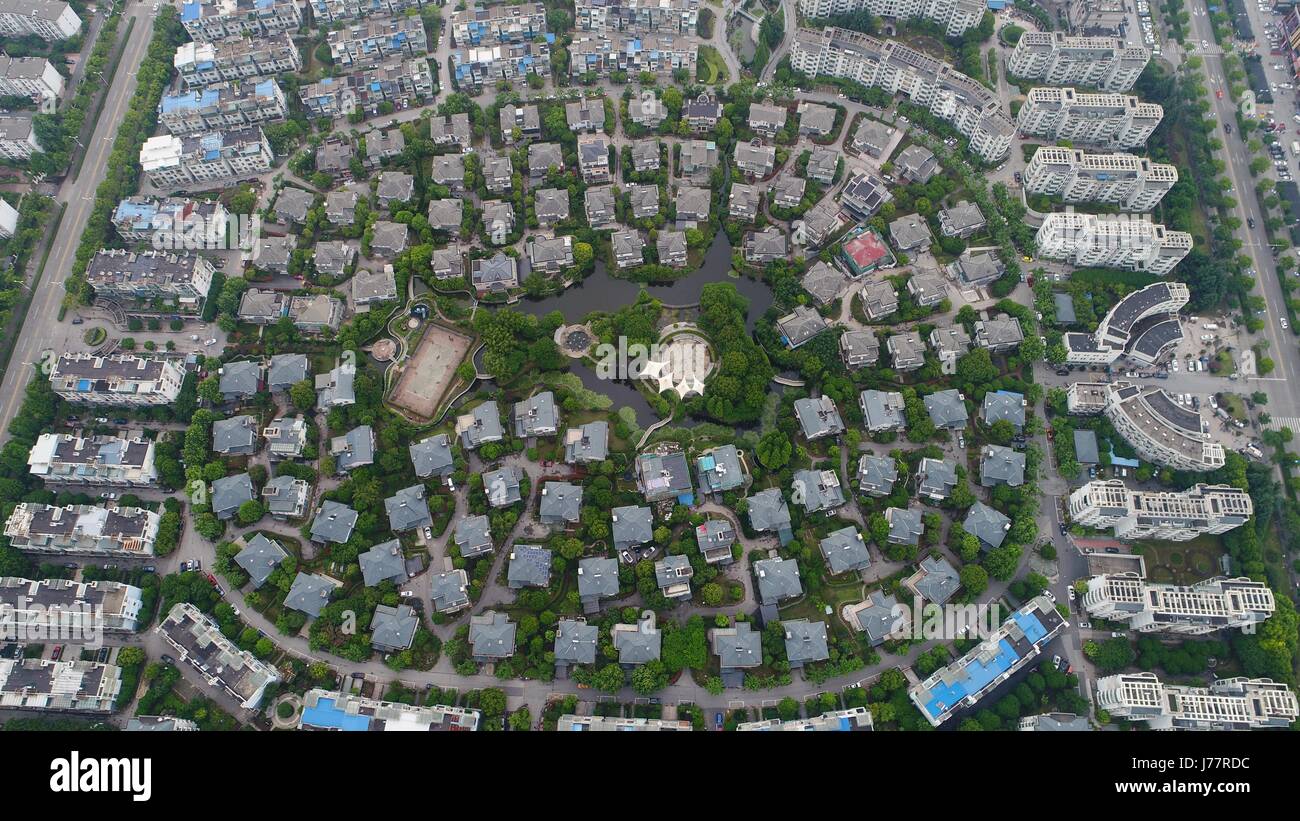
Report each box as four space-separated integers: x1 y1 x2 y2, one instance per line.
715 712 724 731
161 654 174 665
1052 654 1062 668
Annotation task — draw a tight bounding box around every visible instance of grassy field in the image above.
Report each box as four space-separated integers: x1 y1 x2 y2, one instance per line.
1136 535 1226 585
697 45 729 85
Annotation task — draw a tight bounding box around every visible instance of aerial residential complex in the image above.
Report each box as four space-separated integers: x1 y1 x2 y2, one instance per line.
574 0 697 34
1007 32 1150 93
47 353 187 407
1016 87 1163 149
1060 281 1192 365
795 0 984 37
1095 674 1299 730
157 602 281 710
173 36 303 88
3 502 161 556
1081 574 1275 635
1036 213 1192 277
0 54 63 102
789 27 1015 163
0 0 81 42
84 249 218 310
1069 480 1253 542
1068 382 1227 472
0 659 121 713
1023 147 1178 211
140 127 275 188
179 0 303 42
158 79 289 135
25 434 158 487
0 576 145 632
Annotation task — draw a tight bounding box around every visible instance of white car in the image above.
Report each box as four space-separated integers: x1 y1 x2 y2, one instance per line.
1068 587 1077 602
204 338 216 346
1282 318 1290 329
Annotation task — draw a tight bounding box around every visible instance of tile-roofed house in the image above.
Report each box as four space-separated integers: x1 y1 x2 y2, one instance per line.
658 230 687 267
384 485 432 532
314 241 356 277
907 271 948 307
924 389 968 430
513 391 559 437
793 395 844 441
499 103 540 144
431 154 465 188
749 103 789 135
681 139 719 175
980 445 1027 488
1073 429 1100 465
894 144 940 183
735 140 776 177
675 186 710 223
528 141 564 179
288 293 343 333
627 183 660 219
364 127 406 167
469 610 516 660
840 173 893 221
632 138 661 172
771 175 807 208
852 117 893 157
261 416 305 461
507 544 552 589
261 474 309 518
410 434 455 478
856 454 898 497
965 501 1012 550
917 458 958 501
952 248 1004 286
429 112 471 148
234 534 288 588
1054 292 1077 324
697 445 745 494
482 465 522 508
635 450 693 503
777 305 829 349
533 188 570 227
564 420 608 464
554 618 598 666
456 401 503 450
376 171 415 208
211 473 254 520
848 590 902 646
859 389 906 432
316 139 352 173
267 353 308 391
454 515 493 559
612 612 662 665
728 182 759 221
886 506 924 546
612 230 646 268
285 572 335 618
470 252 518 293
630 94 668 127
352 265 397 305
611 505 653 552
749 489 794 546
370 220 410 257
938 200 986 238
430 570 471 613
325 190 358 224
983 390 1027 429
655 554 693 600
157 603 278 709
584 185 616 228
907 555 961 604
432 247 465 280
315 359 355 409
330 425 375 473
310 500 358 544
820 526 871 575
754 555 800 605
577 134 611 183
711 621 761 675
577 556 619 612
371 603 418 652
212 414 258 456
929 324 972 375
840 330 880 368
792 469 845 515
565 98 601 132
218 360 262 401
695 518 736 564
484 153 513 193
274 187 314 224
798 102 836 136
974 313 1025 352
859 279 899 320
427 198 463 233
806 146 839 186
744 227 787 263
782 619 829 667
481 200 516 241
539 481 583 527
683 92 723 131
889 213 934 251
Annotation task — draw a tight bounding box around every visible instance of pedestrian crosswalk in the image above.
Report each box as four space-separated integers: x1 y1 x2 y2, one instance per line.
1263 416 1300 433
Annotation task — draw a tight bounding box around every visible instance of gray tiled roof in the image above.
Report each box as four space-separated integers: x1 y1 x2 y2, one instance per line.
554 619 598 664
219 360 262 398
267 353 308 391
528 141 563 175
310 500 358 543
211 473 254 519
856 454 898 497
212 415 257 454
458 401 503 449
514 391 559 437
712 621 761 670
782 619 829 665
454 514 493 558
980 445 1026 487
655 553 693 591
860 389 906 431
854 590 901 645
507 544 552 588
370 603 418 651
886 506 924 546
539 481 583 525
965 501 1012 550
482 466 522 507
697 445 745 494
427 198 462 231
794 395 844 440
430 570 470 613
982 390 1026 428
564 420 608 463
791 468 846 513
384 484 432 532
534 187 570 223
754 556 802 605
330 425 374 472
820 526 871 575
577 556 620 601
409 433 454 478
801 261 847 306
358 539 407 587
748 489 792 542
613 616 662 664
469 610 516 659
234 534 288 588
917 458 958 500
611 505 653 551
911 555 960 604
285 572 334 618
636 451 693 501
924 389 968 429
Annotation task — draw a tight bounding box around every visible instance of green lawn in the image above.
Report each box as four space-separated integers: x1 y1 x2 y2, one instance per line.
696 45 729 85
1135 536 1226 585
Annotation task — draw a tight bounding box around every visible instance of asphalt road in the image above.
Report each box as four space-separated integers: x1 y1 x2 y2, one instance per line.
0 5 158 445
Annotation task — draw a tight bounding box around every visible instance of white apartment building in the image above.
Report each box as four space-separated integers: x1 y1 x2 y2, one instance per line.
1069 480 1252 541
1008 32 1150 93
328 15 429 66
0 55 63 102
158 602 280 709
0 0 81 42
140 127 274 189
1081 573 1273 635
1035 213 1192 277
85 249 217 310
1017 87 1163 149
1095 673 1298 730
49 352 186 406
299 688 482 731
4 502 161 556
180 0 302 43
452 2 548 44
0 659 120 713
173 36 302 89
0 576 146 632
299 56 434 118
796 0 984 38
1024 147 1177 211
112 196 229 245
0 112 42 161
1101 382 1225 472
789 27 1015 163
1059 281 1191 365
574 0 696 35
311 0 424 24
158 79 288 135
26 434 159 487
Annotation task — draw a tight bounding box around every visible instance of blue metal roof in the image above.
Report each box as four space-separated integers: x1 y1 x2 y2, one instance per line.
300 697 371 731
181 0 200 21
